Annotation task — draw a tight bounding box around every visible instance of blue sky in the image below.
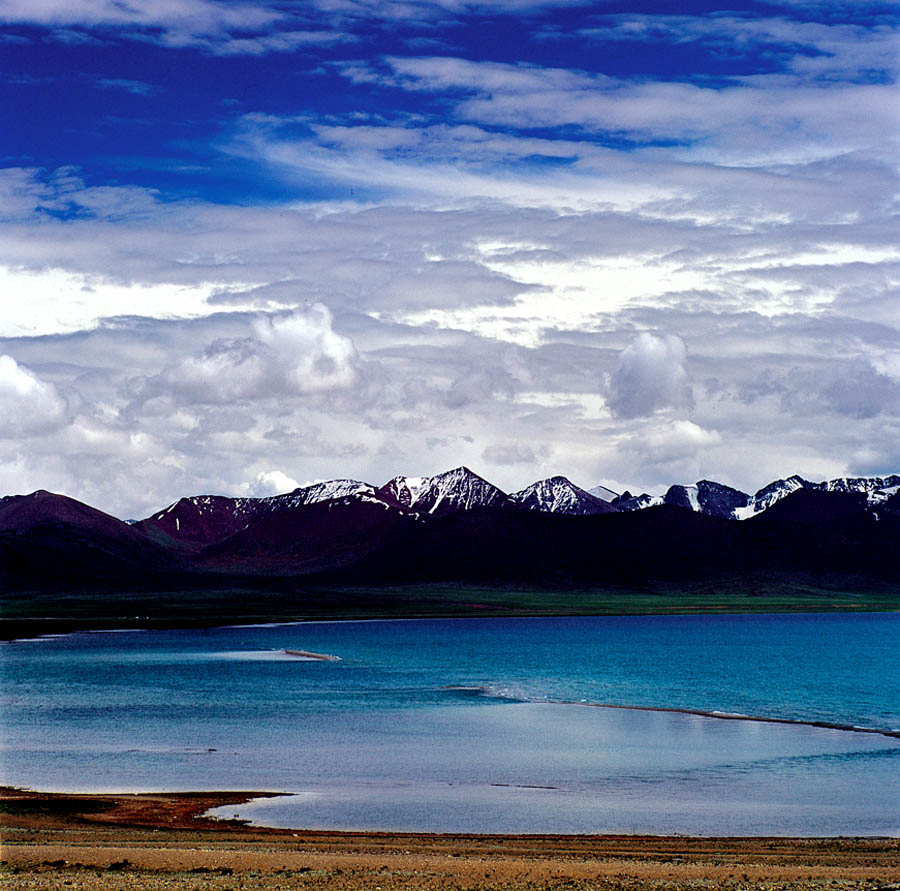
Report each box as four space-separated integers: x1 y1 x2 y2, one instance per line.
1 0 898 517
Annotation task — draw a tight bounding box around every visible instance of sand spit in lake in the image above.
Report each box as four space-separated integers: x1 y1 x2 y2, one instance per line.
283 648 341 661
1 788 898 890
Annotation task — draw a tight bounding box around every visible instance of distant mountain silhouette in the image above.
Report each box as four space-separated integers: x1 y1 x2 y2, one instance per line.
0 490 186 589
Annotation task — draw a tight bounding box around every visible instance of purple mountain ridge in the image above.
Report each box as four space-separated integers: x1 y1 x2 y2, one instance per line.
2 467 898 595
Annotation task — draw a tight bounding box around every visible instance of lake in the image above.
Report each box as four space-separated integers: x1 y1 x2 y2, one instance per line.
1 612 898 835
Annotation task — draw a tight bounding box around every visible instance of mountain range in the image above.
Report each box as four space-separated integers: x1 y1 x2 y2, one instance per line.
2 467 899 595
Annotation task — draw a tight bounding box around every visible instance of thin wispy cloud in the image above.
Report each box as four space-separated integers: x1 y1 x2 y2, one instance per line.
97 77 156 95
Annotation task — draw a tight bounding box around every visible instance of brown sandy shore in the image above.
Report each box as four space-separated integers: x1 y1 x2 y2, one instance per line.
1 788 898 890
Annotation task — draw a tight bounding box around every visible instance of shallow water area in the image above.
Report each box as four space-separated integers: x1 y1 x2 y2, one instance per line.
2 612 898 835
207 702 900 836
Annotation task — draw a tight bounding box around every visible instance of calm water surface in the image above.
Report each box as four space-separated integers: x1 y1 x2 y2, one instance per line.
2 613 898 835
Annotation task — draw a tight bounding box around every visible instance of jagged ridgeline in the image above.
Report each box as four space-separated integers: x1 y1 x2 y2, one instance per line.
1 467 899 594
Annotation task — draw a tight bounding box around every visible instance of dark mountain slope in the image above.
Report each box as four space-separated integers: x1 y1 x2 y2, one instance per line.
135 495 264 548
742 489 900 578
0 490 186 590
664 480 751 519
751 489 868 525
135 479 376 548
2 484 899 596
314 506 743 587
198 495 418 576
318 496 900 589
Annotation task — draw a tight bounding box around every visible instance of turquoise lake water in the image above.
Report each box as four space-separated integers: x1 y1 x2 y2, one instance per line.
1 613 898 835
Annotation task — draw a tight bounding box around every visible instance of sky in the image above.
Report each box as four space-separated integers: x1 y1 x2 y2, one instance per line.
1 0 898 519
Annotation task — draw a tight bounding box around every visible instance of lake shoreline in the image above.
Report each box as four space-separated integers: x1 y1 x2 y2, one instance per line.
2 787 898 891
3 601 899 643
3 581 899 642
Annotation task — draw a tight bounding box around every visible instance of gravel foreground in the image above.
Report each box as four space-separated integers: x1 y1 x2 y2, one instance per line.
2 787 898 891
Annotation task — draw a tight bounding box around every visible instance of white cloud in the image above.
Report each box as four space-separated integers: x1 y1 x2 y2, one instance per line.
214 29 350 55
254 304 359 392
0 158 897 516
151 304 358 405
0 266 228 337
0 0 581 53
2 4 897 520
607 333 693 419
871 351 900 382
0 0 284 48
578 16 900 83
0 354 68 436
633 420 721 465
344 55 898 166
247 469 301 496
0 0 279 29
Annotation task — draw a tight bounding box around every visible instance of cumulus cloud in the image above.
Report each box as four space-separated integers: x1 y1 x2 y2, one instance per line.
247 469 301 496
0 156 896 518
0 354 68 436
148 305 358 405
607 333 693 419
2 1 897 520
635 420 721 464
253 305 359 392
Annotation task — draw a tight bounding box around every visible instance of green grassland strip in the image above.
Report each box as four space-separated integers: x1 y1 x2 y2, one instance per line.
1 582 897 639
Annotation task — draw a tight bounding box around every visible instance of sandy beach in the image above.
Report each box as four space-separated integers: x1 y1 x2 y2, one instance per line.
1 787 897 890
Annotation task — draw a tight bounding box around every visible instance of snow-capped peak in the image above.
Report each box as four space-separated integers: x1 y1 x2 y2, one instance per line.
136 468 900 544
665 480 751 520
278 478 374 508
823 475 900 503
740 474 810 518
376 466 510 516
511 476 615 515
377 475 425 508
613 491 664 511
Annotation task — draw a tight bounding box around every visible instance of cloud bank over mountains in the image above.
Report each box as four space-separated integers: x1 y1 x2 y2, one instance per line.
1 1 898 518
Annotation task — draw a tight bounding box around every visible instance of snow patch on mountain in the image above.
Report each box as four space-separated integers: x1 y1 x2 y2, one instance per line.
614 492 664 511
136 468 900 543
736 474 900 519
511 476 615 515
377 476 426 508
587 484 619 503
277 479 374 508
823 475 900 501
377 467 510 516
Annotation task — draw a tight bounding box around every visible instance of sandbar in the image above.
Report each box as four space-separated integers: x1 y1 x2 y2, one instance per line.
1 787 897 890
283 648 341 660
